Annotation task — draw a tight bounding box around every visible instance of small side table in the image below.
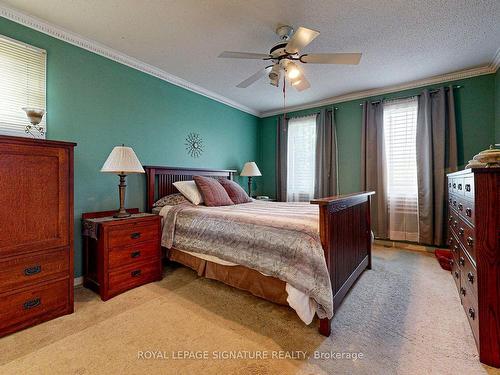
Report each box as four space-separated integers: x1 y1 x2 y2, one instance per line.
82 209 162 300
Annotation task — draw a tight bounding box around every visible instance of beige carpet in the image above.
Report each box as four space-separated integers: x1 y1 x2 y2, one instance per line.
1 246 498 375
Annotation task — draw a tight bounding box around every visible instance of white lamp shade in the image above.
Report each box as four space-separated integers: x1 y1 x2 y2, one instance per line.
240 161 261 177
100 146 145 174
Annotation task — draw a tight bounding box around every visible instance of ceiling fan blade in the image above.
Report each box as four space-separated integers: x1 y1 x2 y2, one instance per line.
236 66 272 88
218 51 270 59
285 27 320 54
301 53 362 65
292 74 311 92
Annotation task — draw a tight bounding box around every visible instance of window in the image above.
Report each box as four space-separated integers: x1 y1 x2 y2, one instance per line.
0 35 46 138
287 115 316 202
383 98 419 242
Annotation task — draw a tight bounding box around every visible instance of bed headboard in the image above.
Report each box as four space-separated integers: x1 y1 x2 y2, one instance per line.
143 165 237 212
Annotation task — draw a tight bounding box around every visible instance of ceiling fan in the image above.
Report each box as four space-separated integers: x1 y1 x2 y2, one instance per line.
218 25 362 92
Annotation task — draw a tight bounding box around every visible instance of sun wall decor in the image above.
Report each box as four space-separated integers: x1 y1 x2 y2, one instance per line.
185 132 204 158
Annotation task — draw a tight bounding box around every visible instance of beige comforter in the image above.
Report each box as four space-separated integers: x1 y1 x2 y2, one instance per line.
161 200 333 319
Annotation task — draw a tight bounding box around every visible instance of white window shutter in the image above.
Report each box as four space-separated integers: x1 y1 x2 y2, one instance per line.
383 98 419 242
0 35 46 138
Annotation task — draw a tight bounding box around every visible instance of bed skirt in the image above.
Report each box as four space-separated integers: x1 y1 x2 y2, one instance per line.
167 248 289 306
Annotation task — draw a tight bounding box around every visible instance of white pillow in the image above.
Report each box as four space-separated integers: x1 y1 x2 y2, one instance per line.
173 180 204 205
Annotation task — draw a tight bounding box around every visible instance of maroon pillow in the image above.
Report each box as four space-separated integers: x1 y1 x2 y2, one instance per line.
193 176 234 207
218 178 252 204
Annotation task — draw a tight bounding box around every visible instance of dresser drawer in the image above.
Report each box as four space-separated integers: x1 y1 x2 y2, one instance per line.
460 252 477 300
462 287 479 346
463 176 474 199
0 278 69 336
448 234 460 261
457 195 475 226
107 260 161 298
450 251 461 293
459 224 476 264
0 248 69 293
108 222 158 248
108 240 160 270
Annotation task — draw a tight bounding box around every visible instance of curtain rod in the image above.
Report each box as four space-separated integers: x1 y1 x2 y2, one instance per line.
360 85 463 106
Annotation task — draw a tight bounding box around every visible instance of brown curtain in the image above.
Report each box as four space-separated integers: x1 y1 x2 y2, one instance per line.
314 109 338 198
276 115 288 202
361 101 388 239
416 87 458 246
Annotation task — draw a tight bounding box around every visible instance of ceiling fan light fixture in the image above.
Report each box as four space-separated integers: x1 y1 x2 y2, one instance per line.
287 67 300 79
291 77 302 86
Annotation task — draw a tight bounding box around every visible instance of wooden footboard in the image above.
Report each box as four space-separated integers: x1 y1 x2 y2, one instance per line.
311 191 375 336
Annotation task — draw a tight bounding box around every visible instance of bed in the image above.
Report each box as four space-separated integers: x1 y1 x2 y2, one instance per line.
144 165 374 336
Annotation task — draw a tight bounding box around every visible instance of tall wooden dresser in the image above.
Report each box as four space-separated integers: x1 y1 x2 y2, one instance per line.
0 135 76 336
447 168 499 367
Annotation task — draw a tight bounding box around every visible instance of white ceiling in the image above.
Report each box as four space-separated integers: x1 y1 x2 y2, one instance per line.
2 0 500 116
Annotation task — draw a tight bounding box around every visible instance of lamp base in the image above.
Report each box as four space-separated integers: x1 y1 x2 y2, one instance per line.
113 209 131 218
113 174 131 218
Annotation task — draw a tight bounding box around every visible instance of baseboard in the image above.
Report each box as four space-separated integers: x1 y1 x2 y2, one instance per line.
374 239 438 254
74 276 83 287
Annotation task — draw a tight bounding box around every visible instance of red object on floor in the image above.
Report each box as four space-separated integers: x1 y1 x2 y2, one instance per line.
435 249 453 271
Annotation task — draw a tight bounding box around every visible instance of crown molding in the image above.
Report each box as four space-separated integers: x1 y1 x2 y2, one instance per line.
0 4 260 117
1 3 498 119
261 64 497 117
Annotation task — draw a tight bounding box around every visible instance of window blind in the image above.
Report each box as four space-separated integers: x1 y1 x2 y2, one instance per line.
286 115 317 202
383 97 419 242
0 35 46 138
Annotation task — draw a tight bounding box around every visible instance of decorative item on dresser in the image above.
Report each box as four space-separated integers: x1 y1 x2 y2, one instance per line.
0 135 75 337
82 209 162 301
447 168 500 368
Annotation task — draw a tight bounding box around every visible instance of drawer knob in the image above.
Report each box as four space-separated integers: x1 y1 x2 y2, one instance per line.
453 200 457 207
131 251 141 258
131 269 142 277
448 237 453 245
467 272 474 284
454 271 459 279
465 208 472 217
24 265 42 276
459 257 465 267
453 183 456 188
460 287 466 296
453 245 458 253
23 297 41 310
453 221 458 228
458 227 464 236
448 216 453 223
131 232 141 239
465 184 471 192
468 307 475 320
458 183 462 190
458 203 463 211
466 237 474 247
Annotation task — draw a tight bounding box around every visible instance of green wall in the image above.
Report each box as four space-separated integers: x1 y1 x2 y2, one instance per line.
496 68 500 142
258 74 497 198
0 17 259 278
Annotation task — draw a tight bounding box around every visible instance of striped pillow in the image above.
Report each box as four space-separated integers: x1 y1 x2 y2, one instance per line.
218 178 252 204
193 176 234 207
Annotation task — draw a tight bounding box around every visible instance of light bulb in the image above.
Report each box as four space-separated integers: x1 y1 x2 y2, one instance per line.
287 67 300 79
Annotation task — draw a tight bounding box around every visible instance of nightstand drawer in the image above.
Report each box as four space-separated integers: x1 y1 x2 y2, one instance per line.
108 223 158 248
108 241 159 270
108 260 161 297
0 248 69 293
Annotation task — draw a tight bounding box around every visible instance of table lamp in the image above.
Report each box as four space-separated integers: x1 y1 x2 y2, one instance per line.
101 145 145 218
240 161 261 197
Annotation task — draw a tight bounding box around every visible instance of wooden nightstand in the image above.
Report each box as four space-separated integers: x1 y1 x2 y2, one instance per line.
82 209 162 301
